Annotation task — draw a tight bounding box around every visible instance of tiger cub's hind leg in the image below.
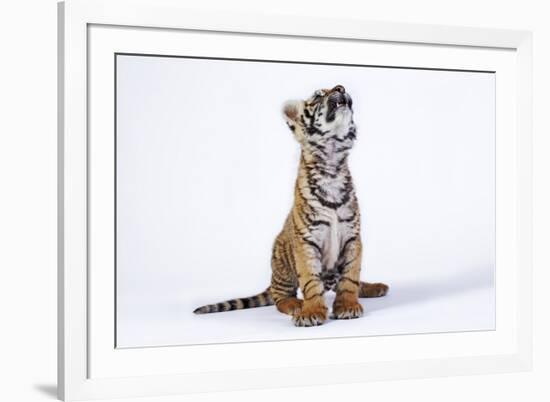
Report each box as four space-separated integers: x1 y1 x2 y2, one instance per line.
270 242 302 316
359 281 389 298
270 280 302 315
274 296 303 316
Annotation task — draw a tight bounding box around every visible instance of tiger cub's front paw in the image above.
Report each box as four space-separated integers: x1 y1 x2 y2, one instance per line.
292 304 328 327
332 299 364 320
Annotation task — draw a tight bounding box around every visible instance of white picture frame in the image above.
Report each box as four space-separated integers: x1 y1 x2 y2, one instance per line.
58 0 533 400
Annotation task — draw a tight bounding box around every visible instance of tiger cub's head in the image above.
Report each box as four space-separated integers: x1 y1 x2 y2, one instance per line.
282 85 356 154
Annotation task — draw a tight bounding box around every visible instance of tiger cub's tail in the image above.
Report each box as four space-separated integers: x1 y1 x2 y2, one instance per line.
193 288 274 314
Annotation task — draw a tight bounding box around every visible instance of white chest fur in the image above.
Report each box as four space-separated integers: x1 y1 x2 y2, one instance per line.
311 198 359 270
322 210 340 271
307 208 344 271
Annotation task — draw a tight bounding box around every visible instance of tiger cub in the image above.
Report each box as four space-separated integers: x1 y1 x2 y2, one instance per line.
194 85 388 326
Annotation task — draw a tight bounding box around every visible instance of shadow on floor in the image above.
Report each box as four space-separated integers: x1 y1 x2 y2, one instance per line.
34 384 57 399
364 265 495 312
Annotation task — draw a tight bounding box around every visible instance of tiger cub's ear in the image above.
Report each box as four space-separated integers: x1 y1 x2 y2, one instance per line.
282 100 303 124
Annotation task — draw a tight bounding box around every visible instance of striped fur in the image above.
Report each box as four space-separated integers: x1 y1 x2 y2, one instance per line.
193 85 388 325
193 288 273 314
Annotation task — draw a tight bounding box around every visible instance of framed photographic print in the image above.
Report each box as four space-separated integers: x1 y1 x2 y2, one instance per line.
58 0 533 400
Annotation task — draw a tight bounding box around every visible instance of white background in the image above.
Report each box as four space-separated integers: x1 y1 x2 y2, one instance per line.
0 0 549 401
116 55 495 347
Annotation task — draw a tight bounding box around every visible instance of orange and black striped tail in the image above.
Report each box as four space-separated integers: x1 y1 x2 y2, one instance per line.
193 288 274 314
